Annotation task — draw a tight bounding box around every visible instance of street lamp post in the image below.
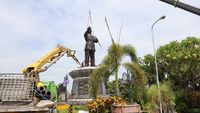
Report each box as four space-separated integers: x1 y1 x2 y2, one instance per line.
151 15 166 113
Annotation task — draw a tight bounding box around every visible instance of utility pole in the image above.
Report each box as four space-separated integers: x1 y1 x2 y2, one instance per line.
160 0 200 16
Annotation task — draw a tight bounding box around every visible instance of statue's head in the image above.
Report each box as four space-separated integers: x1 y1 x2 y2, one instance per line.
87 26 92 34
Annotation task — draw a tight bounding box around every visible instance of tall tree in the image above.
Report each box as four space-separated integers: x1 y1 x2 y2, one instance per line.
141 37 200 90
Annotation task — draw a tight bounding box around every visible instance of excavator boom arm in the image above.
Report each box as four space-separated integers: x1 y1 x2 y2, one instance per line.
23 45 80 79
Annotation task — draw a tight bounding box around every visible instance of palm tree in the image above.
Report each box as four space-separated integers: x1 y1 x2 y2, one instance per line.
89 42 147 98
89 17 147 99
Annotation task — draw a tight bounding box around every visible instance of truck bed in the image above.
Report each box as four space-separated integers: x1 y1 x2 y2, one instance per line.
0 106 50 113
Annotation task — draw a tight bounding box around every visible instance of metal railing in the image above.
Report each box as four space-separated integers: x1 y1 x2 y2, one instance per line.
0 73 34 103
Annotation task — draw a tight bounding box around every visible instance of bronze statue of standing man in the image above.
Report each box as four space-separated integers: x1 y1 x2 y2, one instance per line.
84 26 98 67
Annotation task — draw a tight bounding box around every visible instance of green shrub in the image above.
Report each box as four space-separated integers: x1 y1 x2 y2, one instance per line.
175 90 200 112
184 108 200 113
175 89 188 112
146 81 175 112
186 91 200 108
73 105 88 111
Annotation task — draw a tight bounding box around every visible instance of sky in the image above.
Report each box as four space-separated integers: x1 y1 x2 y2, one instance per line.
0 0 199 91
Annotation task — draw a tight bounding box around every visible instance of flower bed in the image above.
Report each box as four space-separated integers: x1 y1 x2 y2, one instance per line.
86 96 126 113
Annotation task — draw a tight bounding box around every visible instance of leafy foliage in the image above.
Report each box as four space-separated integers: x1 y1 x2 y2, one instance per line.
141 37 200 112
107 80 118 96
89 43 145 98
175 90 200 113
146 81 175 112
86 96 126 113
108 79 135 103
186 91 200 108
89 65 110 98
124 63 147 103
174 89 188 112
107 62 147 105
184 108 200 113
73 105 88 111
140 54 157 84
141 37 200 90
158 37 200 90
122 44 138 62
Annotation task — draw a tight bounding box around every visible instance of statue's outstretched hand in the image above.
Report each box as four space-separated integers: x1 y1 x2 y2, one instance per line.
94 36 98 42
96 38 99 42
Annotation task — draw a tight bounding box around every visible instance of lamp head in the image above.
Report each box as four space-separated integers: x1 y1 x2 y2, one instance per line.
159 16 166 20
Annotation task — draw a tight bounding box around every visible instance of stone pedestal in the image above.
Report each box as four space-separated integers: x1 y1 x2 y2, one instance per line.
69 67 106 99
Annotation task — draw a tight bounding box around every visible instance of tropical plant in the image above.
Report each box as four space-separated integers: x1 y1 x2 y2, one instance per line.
146 81 175 112
89 43 147 99
124 63 147 103
108 78 148 106
107 80 119 96
86 96 126 113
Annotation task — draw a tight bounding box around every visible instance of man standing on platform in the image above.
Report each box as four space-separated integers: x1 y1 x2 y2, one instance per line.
84 26 98 67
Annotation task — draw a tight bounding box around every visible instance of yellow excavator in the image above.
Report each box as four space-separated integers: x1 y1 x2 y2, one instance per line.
0 44 80 113
22 44 80 102
23 44 80 83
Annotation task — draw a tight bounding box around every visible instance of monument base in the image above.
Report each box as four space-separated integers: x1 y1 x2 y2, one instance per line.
69 67 106 100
